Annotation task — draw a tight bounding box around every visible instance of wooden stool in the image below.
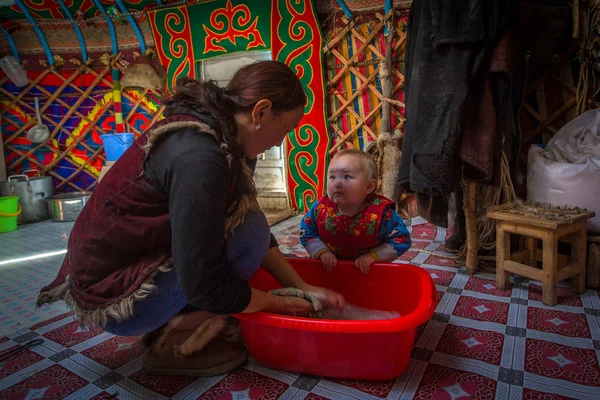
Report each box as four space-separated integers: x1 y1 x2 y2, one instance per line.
587 236 600 289
488 206 595 306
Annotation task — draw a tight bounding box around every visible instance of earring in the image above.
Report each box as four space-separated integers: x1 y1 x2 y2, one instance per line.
255 124 262 130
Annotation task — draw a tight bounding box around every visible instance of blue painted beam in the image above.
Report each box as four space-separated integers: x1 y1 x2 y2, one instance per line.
336 0 352 19
384 0 392 35
56 0 88 62
115 0 146 54
14 0 54 65
92 0 118 57
0 27 20 63
92 0 119 80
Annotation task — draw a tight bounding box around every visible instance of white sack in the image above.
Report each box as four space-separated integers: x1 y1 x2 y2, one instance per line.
527 109 600 233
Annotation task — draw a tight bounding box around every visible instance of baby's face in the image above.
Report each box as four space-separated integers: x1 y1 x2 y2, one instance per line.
327 154 374 208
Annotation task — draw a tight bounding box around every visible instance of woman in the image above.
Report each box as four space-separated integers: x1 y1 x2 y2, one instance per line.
37 61 345 377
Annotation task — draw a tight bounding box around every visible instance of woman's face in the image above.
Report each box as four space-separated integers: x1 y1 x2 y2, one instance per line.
243 105 305 159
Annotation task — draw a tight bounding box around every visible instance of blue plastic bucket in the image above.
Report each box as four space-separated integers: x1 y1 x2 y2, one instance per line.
101 133 135 161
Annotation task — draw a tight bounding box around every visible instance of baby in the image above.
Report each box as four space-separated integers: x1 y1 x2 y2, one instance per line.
300 149 411 274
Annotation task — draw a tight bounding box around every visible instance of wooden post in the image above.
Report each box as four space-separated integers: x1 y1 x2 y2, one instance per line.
542 233 558 306
379 14 393 138
526 237 537 267
588 240 600 289
324 12 406 158
571 227 586 293
496 222 511 290
378 10 402 204
464 181 479 274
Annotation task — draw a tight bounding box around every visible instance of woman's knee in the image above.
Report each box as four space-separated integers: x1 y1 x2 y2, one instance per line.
229 210 270 249
237 210 269 237
226 210 271 279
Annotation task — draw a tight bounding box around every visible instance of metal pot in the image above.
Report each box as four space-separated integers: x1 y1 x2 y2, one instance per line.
0 169 54 224
44 192 92 222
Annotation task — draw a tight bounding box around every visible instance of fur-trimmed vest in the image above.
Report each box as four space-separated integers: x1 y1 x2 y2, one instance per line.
36 115 257 328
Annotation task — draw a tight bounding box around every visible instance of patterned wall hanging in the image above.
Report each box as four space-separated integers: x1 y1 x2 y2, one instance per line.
147 0 329 212
0 0 154 19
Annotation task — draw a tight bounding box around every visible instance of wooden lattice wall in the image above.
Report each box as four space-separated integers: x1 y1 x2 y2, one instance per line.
519 61 580 176
0 55 164 192
324 10 407 155
513 60 587 198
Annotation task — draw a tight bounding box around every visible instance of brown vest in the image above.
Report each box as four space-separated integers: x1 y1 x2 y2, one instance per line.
36 115 248 328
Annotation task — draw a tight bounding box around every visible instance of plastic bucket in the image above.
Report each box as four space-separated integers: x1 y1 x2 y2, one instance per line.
101 133 135 161
234 258 437 380
0 196 22 233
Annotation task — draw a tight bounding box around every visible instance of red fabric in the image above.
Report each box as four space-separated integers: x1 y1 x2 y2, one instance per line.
312 195 394 260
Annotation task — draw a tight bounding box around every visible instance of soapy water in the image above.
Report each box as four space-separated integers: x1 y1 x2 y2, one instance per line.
321 304 401 320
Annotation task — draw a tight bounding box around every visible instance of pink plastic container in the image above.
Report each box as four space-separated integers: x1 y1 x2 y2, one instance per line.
234 258 437 381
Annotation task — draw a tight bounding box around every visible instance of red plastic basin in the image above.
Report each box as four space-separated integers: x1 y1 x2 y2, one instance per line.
234 258 437 381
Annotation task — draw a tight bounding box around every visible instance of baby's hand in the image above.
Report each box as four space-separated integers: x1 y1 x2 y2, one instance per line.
319 252 338 272
355 253 375 275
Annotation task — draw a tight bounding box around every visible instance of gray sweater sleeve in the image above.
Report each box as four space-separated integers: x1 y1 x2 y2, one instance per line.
145 130 252 314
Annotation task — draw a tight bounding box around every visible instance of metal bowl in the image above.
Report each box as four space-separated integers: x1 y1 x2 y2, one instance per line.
44 192 92 222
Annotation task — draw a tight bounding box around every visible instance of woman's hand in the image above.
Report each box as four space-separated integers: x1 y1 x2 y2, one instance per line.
268 294 313 316
302 285 346 311
259 247 346 312
243 289 312 316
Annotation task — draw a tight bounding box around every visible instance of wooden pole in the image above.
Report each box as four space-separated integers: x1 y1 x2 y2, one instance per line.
464 181 479 274
147 104 166 129
379 21 392 144
126 88 149 134
378 10 402 203
329 15 388 86
57 146 105 189
86 65 159 119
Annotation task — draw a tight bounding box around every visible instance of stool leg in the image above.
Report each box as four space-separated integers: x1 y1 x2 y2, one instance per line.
571 228 586 293
496 224 510 290
526 237 537 267
542 235 558 306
